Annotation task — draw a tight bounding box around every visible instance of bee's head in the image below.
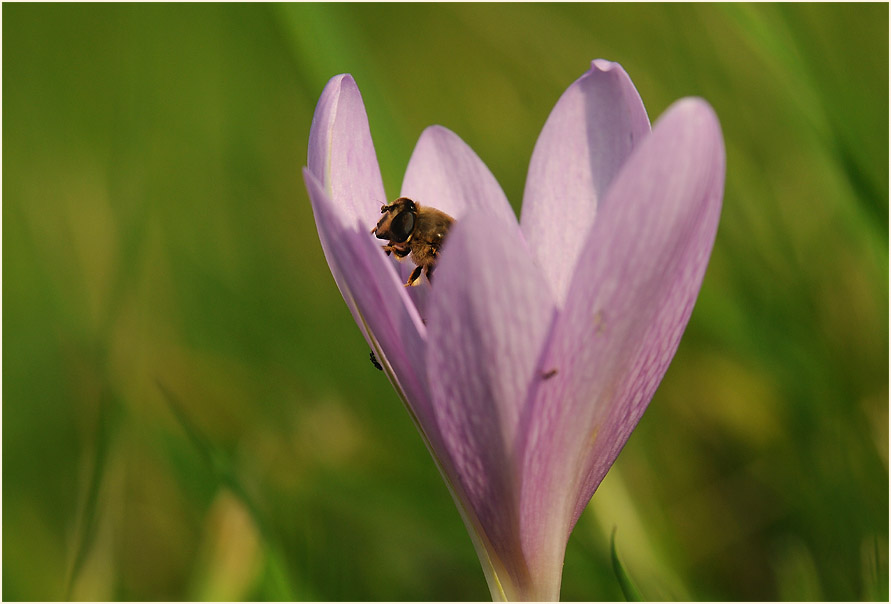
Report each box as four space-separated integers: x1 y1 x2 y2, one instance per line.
373 197 417 243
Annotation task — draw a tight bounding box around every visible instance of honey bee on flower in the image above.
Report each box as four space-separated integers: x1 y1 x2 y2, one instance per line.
371 197 454 287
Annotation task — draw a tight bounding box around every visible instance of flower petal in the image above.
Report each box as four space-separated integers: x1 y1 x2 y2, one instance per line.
303 168 442 446
307 74 387 228
307 165 512 601
520 59 650 306
517 98 725 581
402 125 517 224
398 125 520 314
426 212 557 598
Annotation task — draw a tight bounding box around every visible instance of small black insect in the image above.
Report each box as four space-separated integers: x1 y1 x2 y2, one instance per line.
370 350 383 371
542 368 558 380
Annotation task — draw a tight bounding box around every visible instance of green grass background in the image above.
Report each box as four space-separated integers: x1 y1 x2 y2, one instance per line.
3 3 888 601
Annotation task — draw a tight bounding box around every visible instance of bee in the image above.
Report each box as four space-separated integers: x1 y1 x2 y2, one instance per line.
371 197 454 286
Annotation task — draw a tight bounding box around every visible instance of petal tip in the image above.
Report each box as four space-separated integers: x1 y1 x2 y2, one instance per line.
590 58 621 72
314 74 354 111
674 96 718 117
318 74 362 113
326 72 355 89
418 124 453 142
664 97 724 146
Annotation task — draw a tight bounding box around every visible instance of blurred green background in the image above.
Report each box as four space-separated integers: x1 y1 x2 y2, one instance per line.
3 3 888 601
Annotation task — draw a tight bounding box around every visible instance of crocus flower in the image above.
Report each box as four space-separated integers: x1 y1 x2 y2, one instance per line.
302 59 725 601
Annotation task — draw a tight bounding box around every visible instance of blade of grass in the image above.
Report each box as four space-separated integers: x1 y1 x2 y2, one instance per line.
611 527 644 602
64 387 121 600
156 380 303 601
862 535 889 602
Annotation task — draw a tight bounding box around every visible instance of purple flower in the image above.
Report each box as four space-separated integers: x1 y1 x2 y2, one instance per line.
303 59 725 601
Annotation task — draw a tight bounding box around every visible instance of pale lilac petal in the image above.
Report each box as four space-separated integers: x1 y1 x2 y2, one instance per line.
308 164 514 599
303 168 448 450
517 98 725 577
397 125 521 314
520 59 651 306
402 125 517 225
426 212 556 598
307 74 387 228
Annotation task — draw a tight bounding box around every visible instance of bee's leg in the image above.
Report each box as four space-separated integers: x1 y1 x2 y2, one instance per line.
405 265 423 287
382 243 410 258
425 264 436 283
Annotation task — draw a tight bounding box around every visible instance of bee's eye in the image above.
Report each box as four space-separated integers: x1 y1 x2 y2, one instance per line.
389 210 415 242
